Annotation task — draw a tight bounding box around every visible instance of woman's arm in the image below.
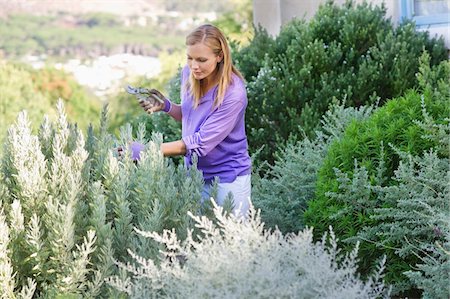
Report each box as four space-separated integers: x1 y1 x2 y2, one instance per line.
161 139 186 156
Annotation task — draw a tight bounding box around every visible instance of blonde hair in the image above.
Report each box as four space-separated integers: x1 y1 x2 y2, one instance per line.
185 24 244 108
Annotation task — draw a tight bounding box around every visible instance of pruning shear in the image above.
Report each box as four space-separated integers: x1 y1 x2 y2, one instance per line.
125 85 164 104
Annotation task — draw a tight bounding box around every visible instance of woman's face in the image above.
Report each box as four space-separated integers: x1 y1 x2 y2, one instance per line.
186 42 222 82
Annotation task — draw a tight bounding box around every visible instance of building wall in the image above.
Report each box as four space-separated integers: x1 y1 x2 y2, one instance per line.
252 0 282 36
253 0 449 48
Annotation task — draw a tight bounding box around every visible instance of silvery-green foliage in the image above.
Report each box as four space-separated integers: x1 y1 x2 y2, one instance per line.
90 117 203 285
414 95 450 157
84 181 115 298
126 133 202 260
327 162 373 218
326 142 387 220
319 98 377 141
108 201 389 299
37 115 54 162
0 208 17 298
1 99 205 297
253 102 374 233
87 105 116 183
0 207 36 299
102 151 134 264
361 149 449 298
364 150 448 256
0 100 100 297
405 205 450 299
252 137 326 233
17 278 37 299
2 110 47 216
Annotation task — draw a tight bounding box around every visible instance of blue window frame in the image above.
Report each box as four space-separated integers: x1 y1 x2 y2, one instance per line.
400 0 450 27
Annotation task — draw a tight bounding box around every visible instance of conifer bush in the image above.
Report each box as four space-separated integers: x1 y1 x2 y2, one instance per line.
0 101 203 297
108 201 390 299
233 0 447 165
232 25 276 81
304 54 450 295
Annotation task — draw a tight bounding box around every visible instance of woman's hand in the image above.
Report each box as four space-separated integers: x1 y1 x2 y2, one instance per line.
139 89 167 114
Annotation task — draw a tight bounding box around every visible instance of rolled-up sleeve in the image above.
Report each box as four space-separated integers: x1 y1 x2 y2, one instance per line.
182 94 245 158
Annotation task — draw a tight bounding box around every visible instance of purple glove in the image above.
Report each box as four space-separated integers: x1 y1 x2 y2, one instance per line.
130 141 145 161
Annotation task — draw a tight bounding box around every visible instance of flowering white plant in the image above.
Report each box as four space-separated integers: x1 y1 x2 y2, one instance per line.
108 200 389 299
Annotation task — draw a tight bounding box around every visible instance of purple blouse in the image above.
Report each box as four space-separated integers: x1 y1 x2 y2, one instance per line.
179 65 251 183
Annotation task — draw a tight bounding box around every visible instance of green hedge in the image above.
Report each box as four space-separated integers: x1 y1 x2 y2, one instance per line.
233 0 447 165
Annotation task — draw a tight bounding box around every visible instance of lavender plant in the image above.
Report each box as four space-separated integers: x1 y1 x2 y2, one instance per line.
0 102 97 297
0 208 36 299
0 100 204 297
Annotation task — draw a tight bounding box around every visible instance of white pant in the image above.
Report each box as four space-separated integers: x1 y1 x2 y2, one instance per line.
202 174 252 218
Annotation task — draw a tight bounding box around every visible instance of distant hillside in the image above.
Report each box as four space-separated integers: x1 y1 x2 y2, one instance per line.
0 0 252 61
0 0 229 17
0 0 159 17
0 0 234 59
0 13 187 59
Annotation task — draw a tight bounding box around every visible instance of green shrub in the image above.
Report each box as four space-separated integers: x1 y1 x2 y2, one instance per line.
234 0 447 165
233 25 276 81
304 55 450 294
364 91 450 297
108 201 390 299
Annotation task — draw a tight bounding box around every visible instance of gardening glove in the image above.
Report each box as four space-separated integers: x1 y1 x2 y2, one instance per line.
116 141 145 161
125 85 166 114
140 89 167 114
129 141 145 160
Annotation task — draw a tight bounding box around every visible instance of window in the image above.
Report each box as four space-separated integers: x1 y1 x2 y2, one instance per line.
400 0 450 27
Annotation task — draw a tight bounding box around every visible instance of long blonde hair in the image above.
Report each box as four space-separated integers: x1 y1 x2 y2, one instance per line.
185 24 244 108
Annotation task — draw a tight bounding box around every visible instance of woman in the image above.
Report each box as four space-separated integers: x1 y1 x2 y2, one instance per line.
139 24 251 217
